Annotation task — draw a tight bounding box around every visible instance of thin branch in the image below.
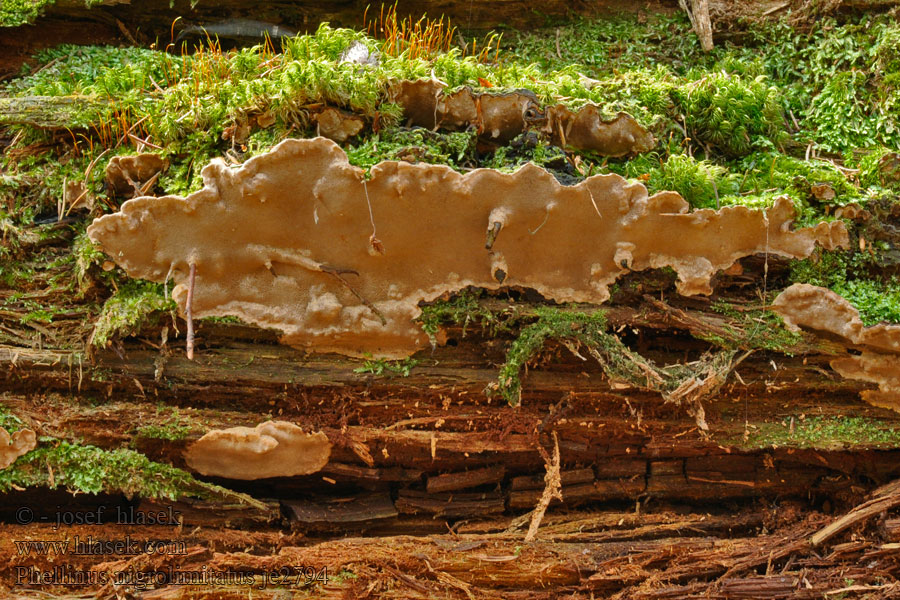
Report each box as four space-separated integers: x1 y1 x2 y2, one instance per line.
525 432 562 543
185 262 196 360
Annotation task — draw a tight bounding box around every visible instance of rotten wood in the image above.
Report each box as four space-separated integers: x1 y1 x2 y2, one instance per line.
283 493 398 525
810 477 900 547
395 489 506 518
427 465 506 493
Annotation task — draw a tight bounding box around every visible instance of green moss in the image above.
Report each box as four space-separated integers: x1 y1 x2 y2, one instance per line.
4 13 900 230
20 308 54 323
0 0 108 26
494 306 743 420
0 258 35 288
615 153 729 209
805 71 882 152
737 153 856 199
802 23 900 151
703 299 804 354
353 356 419 377
739 416 900 449
0 403 25 433
418 288 512 343
509 13 708 76
329 569 358 584
0 0 55 27
496 308 621 405
91 280 175 347
876 26 900 74
675 72 785 157
0 438 263 505
346 127 476 172
485 135 567 172
134 407 192 441
72 230 106 290
853 147 899 189
508 14 900 158
824 279 900 325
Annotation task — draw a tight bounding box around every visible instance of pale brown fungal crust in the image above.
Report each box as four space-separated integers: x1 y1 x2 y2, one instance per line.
773 283 900 411
0 428 36 470
88 137 847 358
184 421 331 480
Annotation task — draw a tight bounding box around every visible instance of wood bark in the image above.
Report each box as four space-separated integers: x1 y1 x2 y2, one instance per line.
0 96 103 128
680 0 714 52
692 0 714 52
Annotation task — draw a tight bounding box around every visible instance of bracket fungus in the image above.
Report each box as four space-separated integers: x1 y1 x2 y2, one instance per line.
313 107 366 144
0 428 36 469
106 153 169 199
773 283 900 411
389 79 656 156
184 421 331 480
88 137 847 358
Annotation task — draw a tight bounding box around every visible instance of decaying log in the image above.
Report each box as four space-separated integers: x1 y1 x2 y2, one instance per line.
0 90 655 159
0 224 896 599
0 95 102 128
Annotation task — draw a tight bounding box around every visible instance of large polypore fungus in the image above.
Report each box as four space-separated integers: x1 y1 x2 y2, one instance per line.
88 137 847 358
0 428 36 469
773 283 900 411
388 79 656 156
184 421 331 480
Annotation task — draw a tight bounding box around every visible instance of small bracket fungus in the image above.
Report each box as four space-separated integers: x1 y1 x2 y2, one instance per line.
312 107 366 144
389 79 656 156
0 428 36 469
88 137 847 358
184 421 331 480
773 284 900 411
105 153 169 199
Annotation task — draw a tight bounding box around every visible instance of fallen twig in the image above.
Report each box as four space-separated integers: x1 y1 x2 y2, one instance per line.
186 262 196 360
811 478 900 547
525 431 562 542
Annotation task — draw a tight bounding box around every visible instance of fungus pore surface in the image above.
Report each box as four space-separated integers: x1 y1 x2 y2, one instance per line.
184 421 331 480
88 137 848 358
